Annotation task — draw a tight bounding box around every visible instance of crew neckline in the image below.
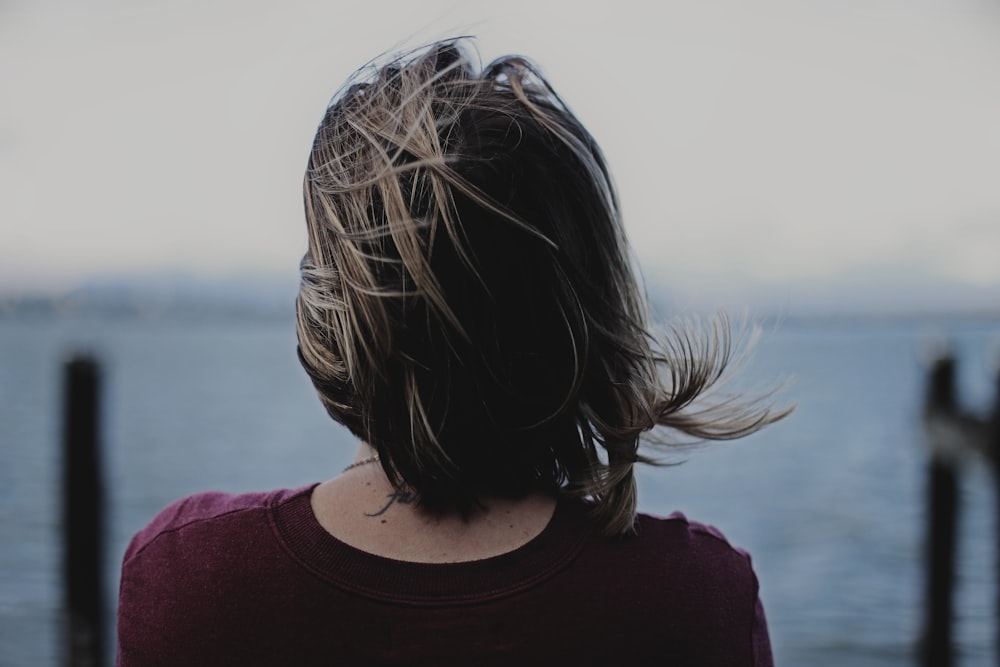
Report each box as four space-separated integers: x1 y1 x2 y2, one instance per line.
269 485 596 606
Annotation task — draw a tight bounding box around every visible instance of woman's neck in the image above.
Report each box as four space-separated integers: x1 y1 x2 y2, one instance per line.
310 443 558 563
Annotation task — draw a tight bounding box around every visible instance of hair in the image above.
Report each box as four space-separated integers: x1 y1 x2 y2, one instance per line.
296 39 790 535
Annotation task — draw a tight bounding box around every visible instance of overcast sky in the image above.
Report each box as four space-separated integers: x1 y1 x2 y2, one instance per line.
2 0 999 312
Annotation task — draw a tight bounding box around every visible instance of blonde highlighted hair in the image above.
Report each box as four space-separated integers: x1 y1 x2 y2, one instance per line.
296 40 789 535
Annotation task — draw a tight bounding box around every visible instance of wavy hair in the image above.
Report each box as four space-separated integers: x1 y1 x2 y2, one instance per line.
296 39 790 535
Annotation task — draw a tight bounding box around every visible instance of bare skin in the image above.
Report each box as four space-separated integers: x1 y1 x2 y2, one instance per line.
364 490 418 517
310 444 558 563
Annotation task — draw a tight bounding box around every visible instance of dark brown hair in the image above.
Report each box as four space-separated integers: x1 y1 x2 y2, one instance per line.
296 39 789 534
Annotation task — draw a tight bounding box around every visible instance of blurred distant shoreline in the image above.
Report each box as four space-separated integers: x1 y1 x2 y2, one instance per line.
0 275 299 324
1 274 997 325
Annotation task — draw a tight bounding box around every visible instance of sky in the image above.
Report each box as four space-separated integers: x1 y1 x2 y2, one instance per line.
2 0 999 313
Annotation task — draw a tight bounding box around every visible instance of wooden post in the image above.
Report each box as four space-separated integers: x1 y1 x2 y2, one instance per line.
992 363 1000 667
921 355 958 667
62 357 104 667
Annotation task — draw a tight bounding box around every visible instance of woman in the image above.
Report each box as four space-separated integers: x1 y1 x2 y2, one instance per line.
117 39 788 666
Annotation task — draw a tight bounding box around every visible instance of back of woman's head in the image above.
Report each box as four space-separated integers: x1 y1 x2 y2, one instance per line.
297 40 786 534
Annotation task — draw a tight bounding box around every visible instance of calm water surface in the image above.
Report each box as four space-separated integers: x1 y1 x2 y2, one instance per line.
2 313 998 666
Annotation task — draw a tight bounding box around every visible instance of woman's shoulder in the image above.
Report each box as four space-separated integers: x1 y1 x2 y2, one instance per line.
122 485 314 565
559 508 770 664
629 510 758 576
635 510 753 555
117 486 318 663
575 508 761 601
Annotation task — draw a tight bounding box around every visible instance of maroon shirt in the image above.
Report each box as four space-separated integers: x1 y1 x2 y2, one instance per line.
117 486 773 666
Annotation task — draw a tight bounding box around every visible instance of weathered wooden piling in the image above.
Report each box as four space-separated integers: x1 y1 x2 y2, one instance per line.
993 362 1000 667
62 356 104 667
922 355 958 667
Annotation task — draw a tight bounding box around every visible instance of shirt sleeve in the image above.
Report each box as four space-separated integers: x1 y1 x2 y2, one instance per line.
751 593 774 667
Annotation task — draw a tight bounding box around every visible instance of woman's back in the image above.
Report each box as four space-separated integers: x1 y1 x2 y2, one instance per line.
117 485 770 666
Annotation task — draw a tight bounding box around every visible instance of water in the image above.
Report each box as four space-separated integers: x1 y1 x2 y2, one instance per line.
1 312 998 665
